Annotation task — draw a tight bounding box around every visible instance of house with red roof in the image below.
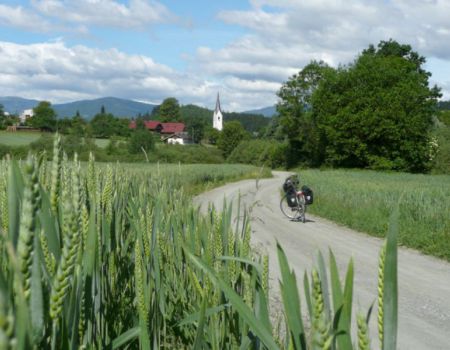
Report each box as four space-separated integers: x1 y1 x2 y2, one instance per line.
129 120 187 144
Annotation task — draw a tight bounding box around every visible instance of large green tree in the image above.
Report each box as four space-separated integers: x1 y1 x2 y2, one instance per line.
312 40 441 172
217 121 249 158
30 101 57 131
277 60 334 166
157 97 182 122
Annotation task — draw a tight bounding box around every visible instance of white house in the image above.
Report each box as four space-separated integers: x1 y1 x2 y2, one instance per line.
213 93 223 131
19 109 34 123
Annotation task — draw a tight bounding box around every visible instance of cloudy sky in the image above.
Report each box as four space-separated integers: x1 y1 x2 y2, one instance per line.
1 0 449 111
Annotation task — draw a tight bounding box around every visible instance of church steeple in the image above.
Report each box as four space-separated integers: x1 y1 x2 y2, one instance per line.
215 92 221 113
213 92 223 131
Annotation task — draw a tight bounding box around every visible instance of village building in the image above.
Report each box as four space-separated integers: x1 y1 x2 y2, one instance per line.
213 93 223 131
129 120 187 144
19 109 34 124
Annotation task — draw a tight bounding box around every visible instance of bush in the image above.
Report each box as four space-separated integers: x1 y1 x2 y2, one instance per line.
128 130 155 154
227 139 288 168
432 126 450 174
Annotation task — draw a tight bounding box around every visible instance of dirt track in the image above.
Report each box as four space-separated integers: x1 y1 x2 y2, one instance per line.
194 171 450 350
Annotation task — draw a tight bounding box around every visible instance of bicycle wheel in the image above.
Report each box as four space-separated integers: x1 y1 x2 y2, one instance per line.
280 193 302 220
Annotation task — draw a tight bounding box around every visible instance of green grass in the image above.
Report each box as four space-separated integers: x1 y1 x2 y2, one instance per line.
0 131 111 149
93 138 111 148
0 130 43 145
93 162 272 195
296 169 450 260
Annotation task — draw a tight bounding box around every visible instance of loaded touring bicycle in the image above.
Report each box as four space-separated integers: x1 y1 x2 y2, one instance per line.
280 175 313 223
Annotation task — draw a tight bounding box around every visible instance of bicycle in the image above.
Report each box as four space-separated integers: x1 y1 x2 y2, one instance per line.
280 175 313 223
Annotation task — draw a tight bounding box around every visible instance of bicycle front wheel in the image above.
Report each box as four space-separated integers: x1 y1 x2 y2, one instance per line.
280 193 302 220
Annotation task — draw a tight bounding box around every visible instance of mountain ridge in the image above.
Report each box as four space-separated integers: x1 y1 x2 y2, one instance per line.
0 96 157 119
1 96 275 119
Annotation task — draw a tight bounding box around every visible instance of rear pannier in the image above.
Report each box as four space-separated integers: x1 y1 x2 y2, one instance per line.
301 185 314 205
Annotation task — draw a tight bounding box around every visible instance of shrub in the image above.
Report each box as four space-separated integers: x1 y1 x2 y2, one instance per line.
228 139 288 168
128 130 155 154
432 126 450 174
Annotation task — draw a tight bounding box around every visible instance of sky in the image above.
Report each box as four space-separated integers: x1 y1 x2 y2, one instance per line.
0 0 449 112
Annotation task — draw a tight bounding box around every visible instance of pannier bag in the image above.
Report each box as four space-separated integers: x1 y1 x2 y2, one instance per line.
287 192 298 208
283 180 295 194
301 185 314 205
283 175 299 194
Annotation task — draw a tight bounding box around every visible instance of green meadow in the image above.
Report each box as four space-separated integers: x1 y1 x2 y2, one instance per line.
298 169 450 260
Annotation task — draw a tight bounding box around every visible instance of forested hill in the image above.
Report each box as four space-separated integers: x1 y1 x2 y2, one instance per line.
438 100 450 110
179 104 271 133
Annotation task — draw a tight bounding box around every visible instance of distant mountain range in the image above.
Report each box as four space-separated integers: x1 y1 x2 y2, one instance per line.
0 96 157 119
243 105 277 117
0 96 276 119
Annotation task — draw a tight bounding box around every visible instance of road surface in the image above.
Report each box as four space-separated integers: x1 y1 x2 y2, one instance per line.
194 171 450 350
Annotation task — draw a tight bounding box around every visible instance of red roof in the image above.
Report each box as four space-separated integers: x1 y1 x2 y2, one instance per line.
129 120 185 134
161 122 185 134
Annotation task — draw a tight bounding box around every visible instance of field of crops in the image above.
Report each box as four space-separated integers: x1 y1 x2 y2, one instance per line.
0 131 43 146
0 131 109 149
0 136 397 349
298 169 450 260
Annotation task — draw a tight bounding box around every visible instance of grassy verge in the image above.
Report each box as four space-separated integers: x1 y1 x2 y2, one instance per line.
295 169 450 260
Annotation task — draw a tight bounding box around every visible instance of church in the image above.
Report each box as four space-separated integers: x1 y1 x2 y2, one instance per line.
213 92 223 131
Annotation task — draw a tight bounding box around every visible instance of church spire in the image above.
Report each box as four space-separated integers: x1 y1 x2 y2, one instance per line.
213 92 223 131
215 92 221 113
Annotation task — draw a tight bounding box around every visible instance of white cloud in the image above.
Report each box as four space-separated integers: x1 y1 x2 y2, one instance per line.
2 1 450 110
0 40 273 111
186 0 450 107
31 0 177 29
0 4 53 32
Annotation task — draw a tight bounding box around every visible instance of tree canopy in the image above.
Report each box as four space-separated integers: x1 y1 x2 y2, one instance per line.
30 101 57 131
277 39 441 172
217 121 249 158
276 60 333 166
157 97 182 122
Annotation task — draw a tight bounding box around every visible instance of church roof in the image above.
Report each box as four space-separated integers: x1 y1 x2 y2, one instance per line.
214 92 222 113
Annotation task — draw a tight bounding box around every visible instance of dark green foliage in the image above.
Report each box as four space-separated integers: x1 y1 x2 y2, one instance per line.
277 61 333 167
217 121 249 158
30 101 57 131
312 40 440 172
438 100 450 110
227 139 287 168
180 104 211 121
223 112 270 134
438 110 450 126
205 126 220 145
90 112 130 138
180 104 271 136
128 130 155 154
156 97 182 122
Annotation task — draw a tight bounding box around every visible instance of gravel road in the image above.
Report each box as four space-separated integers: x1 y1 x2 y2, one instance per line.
194 171 450 350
